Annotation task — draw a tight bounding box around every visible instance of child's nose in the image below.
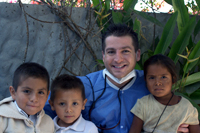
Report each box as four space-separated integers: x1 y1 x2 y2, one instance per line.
30 93 38 102
65 105 72 113
155 79 162 86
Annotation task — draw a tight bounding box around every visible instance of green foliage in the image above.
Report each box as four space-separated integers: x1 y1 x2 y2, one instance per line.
154 11 178 55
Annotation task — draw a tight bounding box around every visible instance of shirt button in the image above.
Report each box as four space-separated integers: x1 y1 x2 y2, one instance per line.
121 126 123 128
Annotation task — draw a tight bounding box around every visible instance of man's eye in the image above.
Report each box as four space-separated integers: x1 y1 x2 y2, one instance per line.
107 51 115 54
162 76 167 79
122 50 130 53
73 102 78 106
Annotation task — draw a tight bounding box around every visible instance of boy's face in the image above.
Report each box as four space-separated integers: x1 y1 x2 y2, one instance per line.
49 89 87 127
102 35 140 79
9 77 49 116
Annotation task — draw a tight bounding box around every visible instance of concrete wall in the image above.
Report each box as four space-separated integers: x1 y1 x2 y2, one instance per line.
0 3 102 100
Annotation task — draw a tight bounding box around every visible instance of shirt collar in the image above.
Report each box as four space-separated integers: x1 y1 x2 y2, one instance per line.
14 101 40 125
102 69 137 90
54 114 85 132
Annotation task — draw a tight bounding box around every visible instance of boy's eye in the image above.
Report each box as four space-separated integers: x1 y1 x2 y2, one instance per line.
73 102 78 106
161 76 167 79
149 76 155 79
38 91 45 95
59 102 65 106
23 90 30 94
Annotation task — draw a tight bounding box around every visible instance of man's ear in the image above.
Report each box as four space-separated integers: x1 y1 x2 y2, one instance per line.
136 49 141 62
9 86 16 100
49 100 55 111
82 99 87 110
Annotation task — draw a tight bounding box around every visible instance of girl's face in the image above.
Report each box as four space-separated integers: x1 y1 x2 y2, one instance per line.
146 64 173 98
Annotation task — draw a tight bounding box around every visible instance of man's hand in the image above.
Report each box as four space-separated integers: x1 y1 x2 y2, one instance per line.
177 124 189 133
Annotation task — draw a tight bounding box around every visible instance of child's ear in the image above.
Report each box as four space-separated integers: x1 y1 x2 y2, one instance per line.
47 90 50 96
9 86 16 100
49 100 55 111
82 99 87 110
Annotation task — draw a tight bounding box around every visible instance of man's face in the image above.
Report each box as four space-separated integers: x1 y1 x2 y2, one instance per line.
103 35 140 79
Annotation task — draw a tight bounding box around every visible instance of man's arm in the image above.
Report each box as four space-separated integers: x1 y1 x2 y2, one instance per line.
189 124 200 133
129 115 143 133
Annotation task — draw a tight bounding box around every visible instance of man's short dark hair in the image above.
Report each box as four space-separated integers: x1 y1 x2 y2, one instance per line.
50 74 86 102
102 24 139 53
12 62 50 91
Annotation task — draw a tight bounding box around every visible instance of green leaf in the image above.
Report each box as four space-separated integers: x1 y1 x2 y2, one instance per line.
112 11 123 24
165 0 172 5
190 90 200 104
154 12 178 55
123 0 137 12
142 53 150 66
184 40 200 73
185 81 200 95
105 0 111 12
133 11 164 28
135 62 142 70
172 0 189 33
196 0 200 11
168 16 196 63
97 59 104 64
133 18 141 41
194 19 200 39
175 91 200 119
92 0 100 9
123 0 138 23
173 71 200 90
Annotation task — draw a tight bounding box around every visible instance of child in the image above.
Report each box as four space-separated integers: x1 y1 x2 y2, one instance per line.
49 74 98 133
0 62 54 132
129 54 200 133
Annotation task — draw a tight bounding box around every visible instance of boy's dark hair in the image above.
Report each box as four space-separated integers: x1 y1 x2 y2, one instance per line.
143 54 178 83
102 24 139 53
13 62 50 91
50 74 85 102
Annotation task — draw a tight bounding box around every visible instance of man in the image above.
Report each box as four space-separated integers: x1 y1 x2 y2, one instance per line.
44 24 189 133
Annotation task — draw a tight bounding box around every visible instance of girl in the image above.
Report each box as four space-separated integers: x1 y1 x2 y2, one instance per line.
129 54 199 133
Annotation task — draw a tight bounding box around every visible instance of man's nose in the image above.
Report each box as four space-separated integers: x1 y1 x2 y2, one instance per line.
114 51 123 62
